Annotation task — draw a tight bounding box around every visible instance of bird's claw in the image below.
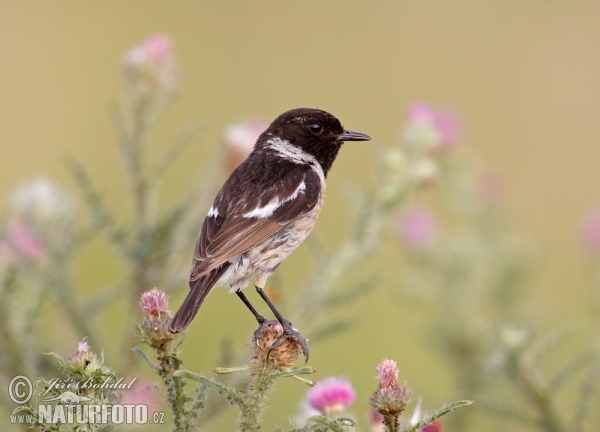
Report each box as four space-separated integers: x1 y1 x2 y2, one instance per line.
252 317 269 349
267 322 309 363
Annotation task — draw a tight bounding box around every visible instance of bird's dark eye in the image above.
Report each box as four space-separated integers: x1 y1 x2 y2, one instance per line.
308 122 323 135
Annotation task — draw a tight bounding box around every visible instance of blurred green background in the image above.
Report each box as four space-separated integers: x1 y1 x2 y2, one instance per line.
1 2 599 431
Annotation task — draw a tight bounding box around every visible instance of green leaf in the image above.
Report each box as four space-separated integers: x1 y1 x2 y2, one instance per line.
150 121 203 180
131 347 160 371
135 323 153 345
306 415 357 432
174 370 239 402
214 365 252 375
45 352 68 370
273 366 317 379
550 350 593 391
403 400 473 432
291 375 315 386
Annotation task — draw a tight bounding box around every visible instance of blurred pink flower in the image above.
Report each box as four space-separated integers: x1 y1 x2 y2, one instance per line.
140 288 170 318
224 120 267 172
8 221 44 262
307 376 356 415
376 358 399 388
78 337 90 354
581 209 600 253
422 419 442 432
398 206 437 250
123 383 159 408
406 103 462 153
476 172 505 207
124 34 179 91
369 406 385 431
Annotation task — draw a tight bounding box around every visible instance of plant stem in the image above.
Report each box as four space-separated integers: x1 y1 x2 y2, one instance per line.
238 359 278 432
156 340 190 432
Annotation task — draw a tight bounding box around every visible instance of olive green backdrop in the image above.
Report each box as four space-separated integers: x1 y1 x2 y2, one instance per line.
1 2 599 430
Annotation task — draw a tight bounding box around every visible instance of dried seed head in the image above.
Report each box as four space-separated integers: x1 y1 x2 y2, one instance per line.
252 322 301 367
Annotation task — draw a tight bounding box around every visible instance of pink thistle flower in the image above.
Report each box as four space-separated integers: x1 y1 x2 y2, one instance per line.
376 358 399 388
307 376 356 415
404 103 462 153
140 288 170 318
8 221 44 262
581 209 600 254
422 419 442 432
78 337 90 354
224 120 268 172
123 382 159 408
398 206 437 250
124 34 179 92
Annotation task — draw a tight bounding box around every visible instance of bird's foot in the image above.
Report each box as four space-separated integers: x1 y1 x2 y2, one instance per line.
268 320 309 363
252 319 309 365
252 316 269 345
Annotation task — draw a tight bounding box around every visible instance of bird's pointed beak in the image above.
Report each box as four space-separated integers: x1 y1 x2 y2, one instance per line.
336 129 371 142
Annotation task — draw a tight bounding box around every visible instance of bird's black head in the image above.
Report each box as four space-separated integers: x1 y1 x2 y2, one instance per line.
258 108 371 176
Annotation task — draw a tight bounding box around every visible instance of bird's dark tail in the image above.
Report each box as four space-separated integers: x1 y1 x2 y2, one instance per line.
169 264 229 334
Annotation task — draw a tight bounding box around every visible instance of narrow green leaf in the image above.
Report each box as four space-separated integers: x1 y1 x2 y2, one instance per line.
550 351 593 391
306 415 356 432
151 121 203 180
135 323 153 345
273 366 317 379
404 400 473 432
45 352 68 370
131 347 160 371
174 370 238 401
214 365 252 375
291 375 315 386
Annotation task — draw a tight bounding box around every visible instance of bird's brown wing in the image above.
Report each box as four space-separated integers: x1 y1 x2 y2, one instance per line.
189 167 321 284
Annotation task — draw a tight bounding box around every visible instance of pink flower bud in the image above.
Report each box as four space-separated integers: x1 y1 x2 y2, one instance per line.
376 358 399 388
78 337 90 354
123 34 179 93
406 103 462 153
140 288 170 318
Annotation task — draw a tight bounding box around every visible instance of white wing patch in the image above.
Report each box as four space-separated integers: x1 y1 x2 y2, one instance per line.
207 206 219 217
243 181 306 219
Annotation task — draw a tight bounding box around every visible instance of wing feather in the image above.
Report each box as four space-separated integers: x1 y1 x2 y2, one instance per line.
189 167 321 284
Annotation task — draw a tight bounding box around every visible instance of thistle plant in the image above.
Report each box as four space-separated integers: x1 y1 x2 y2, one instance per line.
478 327 598 432
135 288 205 432
174 320 318 432
3 33 599 432
13 339 120 432
367 359 471 432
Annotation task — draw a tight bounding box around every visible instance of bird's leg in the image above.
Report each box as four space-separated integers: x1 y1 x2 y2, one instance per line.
236 290 267 325
236 290 271 348
255 284 309 361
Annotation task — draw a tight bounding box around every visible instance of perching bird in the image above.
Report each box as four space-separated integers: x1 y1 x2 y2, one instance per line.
168 108 371 359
